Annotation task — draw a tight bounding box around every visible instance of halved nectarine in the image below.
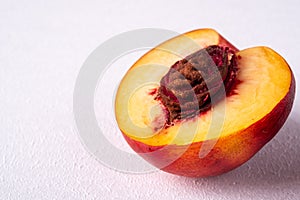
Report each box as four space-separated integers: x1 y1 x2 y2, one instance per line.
115 29 295 177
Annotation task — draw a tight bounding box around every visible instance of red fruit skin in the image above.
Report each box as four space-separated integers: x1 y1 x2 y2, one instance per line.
122 72 295 177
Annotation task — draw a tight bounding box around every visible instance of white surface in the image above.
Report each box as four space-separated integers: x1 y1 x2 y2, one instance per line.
1 0 300 199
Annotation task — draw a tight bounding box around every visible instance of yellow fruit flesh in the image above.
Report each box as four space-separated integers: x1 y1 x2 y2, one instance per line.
115 31 291 146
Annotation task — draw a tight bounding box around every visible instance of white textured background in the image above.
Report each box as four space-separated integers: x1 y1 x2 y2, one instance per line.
1 0 300 199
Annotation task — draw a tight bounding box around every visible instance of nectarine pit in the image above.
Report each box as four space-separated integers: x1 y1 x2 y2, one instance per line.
156 45 238 125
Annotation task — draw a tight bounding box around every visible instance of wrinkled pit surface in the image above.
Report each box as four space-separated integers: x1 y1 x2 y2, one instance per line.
156 45 238 125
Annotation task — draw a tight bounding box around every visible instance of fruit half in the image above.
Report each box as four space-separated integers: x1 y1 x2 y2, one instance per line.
115 29 295 177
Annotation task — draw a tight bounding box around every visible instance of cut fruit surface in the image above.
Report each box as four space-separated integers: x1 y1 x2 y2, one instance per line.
116 37 292 146
114 28 295 177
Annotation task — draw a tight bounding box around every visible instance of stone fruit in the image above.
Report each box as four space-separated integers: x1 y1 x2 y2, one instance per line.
115 29 295 177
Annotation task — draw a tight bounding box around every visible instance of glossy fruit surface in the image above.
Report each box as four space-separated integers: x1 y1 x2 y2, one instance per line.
115 29 295 177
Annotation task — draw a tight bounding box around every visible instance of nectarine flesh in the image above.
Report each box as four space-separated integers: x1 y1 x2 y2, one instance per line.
115 29 295 177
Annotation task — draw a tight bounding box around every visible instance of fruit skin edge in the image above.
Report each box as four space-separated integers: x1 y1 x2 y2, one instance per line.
121 66 295 178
